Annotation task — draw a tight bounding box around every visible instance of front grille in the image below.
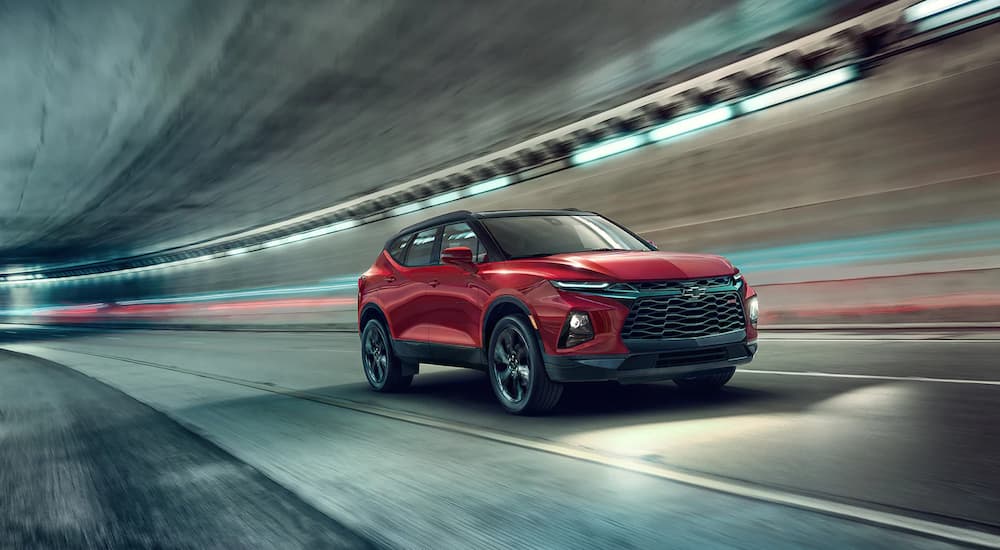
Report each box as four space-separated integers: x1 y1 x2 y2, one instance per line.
621 292 745 339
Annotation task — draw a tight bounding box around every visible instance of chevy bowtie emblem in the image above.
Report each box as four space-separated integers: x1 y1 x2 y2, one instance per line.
682 286 705 299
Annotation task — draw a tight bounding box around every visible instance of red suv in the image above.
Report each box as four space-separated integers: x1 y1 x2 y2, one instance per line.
358 209 758 414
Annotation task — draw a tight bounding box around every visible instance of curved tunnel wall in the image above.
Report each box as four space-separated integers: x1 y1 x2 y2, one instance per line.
4 24 999 329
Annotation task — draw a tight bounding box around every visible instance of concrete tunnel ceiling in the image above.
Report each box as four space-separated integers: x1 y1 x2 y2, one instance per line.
0 0 875 266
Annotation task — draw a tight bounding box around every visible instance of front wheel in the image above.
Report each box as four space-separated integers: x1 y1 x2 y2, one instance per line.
361 319 413 392
673 367 735 393
487 315 563 415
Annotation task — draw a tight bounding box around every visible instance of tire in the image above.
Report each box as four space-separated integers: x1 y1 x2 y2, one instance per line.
674 367 735 393
487 314 563 415
361 319 413 392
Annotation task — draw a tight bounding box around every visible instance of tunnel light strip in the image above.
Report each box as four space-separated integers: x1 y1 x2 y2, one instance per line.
465 176 513 196
427 191 463 207
571 135 647 165
647 106 735 142
908 0 1000 30
740 66 859 113
904 0 977 20
116 282 356 306
0 303 108 316
391 202 424 217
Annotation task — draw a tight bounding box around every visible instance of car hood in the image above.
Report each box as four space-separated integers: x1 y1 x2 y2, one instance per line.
518 250 735 281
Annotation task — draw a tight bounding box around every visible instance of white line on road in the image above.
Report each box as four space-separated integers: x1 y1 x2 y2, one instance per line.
761 337 1000 343
741 369 1000 386
13 345 1000 549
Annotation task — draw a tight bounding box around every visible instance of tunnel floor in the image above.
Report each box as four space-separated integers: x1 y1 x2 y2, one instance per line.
0 349 374 550
2 327 998 548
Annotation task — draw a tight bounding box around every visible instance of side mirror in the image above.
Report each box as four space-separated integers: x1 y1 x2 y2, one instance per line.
441 246 475 268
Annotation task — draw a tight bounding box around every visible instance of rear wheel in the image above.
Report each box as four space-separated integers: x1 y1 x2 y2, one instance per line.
361 319 413 392
674 367 735 393
487 315 563 415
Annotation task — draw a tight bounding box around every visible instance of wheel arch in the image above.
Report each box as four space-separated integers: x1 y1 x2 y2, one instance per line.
359 303 389 336
482 296 537 350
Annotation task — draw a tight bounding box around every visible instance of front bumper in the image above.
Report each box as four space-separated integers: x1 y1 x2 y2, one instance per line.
543 330 756 383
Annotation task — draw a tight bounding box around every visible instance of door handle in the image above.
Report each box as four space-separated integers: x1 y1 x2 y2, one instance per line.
428 279 440 287
384 275 396 283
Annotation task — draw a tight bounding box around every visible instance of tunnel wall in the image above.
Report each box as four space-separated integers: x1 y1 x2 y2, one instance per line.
3 24 999 330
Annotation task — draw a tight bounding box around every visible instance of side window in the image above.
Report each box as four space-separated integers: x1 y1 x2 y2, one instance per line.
403 227 439 266
441 223 486 263
386 234 412 263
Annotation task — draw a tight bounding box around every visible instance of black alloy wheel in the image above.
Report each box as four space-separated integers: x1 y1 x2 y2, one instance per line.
361 319 413 392
488 315 563 414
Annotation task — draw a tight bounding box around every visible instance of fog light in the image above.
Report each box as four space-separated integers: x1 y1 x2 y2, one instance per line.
746 296 759 326
562 311 594 347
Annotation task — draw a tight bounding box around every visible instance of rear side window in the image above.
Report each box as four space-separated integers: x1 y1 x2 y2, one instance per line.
386 234 412 263
441 223 486 263
403 227 439 266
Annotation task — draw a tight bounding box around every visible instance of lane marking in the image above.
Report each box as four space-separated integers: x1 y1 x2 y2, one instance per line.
15 345 1000 549
761 338 1000 343
740 369 1000 386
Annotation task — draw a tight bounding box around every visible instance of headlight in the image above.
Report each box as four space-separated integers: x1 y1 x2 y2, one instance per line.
551 281 611 291
746 295 759 326
561 311 594 347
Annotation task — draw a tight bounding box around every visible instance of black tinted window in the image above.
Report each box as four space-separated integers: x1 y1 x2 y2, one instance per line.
441 223 486 263
403 227 439 266
480 214 650 259
386 234 412 263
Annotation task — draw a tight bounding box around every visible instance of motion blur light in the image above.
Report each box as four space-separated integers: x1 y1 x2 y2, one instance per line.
571 135 647 165
426 191 462 207
329 220 359 232
391 202 423 217
647 106 734 142
904 0 977 20
465 176 513 196
740 66 858 113
905 0 1000 30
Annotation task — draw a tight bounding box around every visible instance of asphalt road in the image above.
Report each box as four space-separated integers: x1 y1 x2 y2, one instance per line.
0 348 374 550
1 326 999 549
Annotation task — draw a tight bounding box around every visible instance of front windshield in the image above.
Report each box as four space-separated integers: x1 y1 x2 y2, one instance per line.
480 214 652 259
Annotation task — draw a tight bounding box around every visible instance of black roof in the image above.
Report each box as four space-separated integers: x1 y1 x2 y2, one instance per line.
473 208 595 218
388 208 596 242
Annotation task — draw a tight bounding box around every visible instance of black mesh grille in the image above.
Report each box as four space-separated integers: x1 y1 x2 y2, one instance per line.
622 292 745 339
